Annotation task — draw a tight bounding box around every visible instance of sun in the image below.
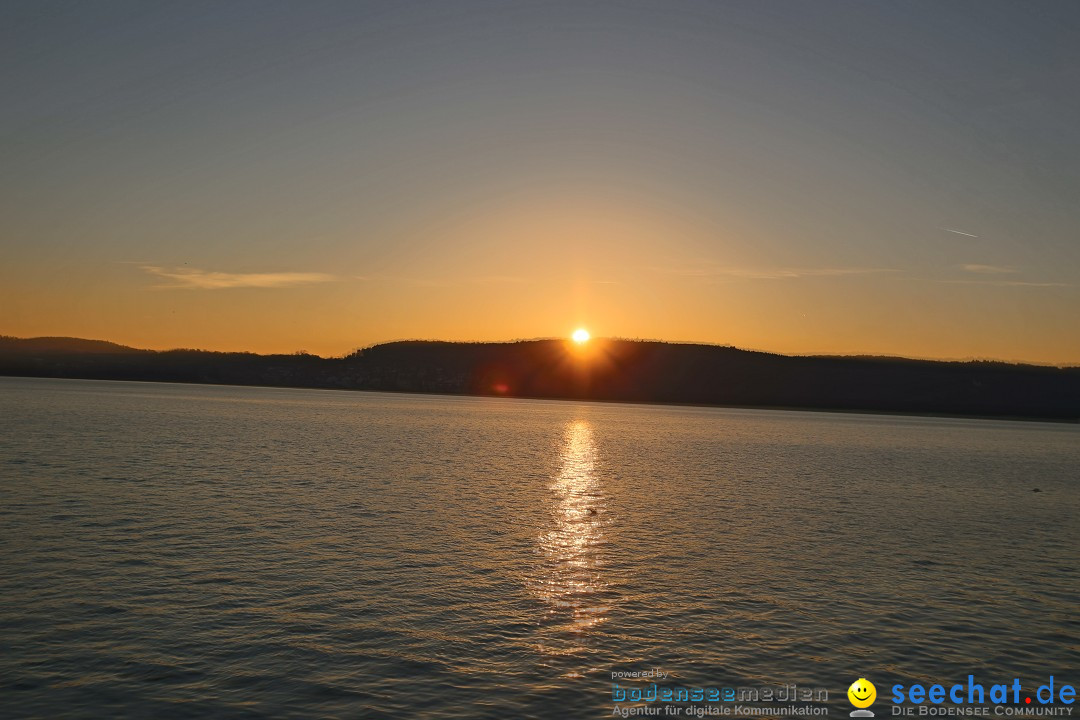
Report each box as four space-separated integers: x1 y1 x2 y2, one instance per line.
572 328 591 344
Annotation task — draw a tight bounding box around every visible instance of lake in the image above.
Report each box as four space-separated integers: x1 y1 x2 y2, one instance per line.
1 377 1077 719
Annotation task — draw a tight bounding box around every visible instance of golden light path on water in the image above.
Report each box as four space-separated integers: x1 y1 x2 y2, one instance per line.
531 419 615 672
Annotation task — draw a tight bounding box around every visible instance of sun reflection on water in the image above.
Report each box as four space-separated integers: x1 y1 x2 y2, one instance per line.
531 418 615 663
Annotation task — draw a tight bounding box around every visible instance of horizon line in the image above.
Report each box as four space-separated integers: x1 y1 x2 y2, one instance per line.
2 333 1077 369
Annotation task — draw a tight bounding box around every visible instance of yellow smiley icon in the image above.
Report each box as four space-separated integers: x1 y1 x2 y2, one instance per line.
848 678 877 708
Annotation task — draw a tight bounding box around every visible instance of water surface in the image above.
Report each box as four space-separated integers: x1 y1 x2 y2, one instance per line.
1 378 1077 718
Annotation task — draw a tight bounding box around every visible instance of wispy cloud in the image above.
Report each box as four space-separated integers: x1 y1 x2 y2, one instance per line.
141 266 338 289
398 275 529 287
659 266 897 280
470 275 529 285
944 228 979 238
946 264 1067 286
941 279 1070 287
960 264 1015 275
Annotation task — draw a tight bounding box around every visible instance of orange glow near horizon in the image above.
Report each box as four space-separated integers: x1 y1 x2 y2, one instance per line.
1 183 1078 365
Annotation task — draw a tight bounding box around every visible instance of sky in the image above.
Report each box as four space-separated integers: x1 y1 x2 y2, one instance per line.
2 0 1079 364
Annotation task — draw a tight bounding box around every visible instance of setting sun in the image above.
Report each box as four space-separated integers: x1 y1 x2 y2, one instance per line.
572 328 591 344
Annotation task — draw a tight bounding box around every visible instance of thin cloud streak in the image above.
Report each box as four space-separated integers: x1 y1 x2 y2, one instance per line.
394 275 530 288
961 264 1015 274
940 279 1070 287
659 266 898 280
944 228 980 238
141 266 338 289
470 275 529 285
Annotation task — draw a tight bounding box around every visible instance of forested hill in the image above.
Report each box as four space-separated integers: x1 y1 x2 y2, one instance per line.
1 336 1078 421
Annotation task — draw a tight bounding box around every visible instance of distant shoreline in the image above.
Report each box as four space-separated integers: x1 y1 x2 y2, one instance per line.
3 373 1077 425
2 336 1078 422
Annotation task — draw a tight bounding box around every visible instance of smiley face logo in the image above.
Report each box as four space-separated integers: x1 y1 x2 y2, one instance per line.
848 678 877 709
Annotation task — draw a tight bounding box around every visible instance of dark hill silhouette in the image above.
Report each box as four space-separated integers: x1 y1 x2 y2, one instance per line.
0 335 146 354
1 336 1077 421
